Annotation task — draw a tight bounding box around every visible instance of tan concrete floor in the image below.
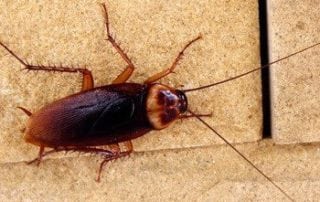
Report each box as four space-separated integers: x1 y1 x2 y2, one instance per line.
0 0 319 201
269 0 320 144
0 0 262 163
1 140 320 201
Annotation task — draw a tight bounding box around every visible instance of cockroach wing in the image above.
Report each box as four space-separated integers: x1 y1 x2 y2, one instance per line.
25 84 151 147
88 96 135 133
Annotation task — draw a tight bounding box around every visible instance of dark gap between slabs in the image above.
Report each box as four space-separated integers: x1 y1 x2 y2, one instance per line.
258 0 271 139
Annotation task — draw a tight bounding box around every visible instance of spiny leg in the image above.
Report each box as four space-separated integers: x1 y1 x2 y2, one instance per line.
27 147 114 165
101 3 135 84
97 140 133 182
26 145 45 166
27 149 56 165
0 41 94 91
123 140 133 154
144 35 202 84
108 143 121 154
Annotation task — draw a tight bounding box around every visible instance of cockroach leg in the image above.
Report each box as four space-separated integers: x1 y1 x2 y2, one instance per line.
122 140 133 153
17 106 32 116
144 35 202 84
36 145 45 166
27 145 45 165
108 143 121 154
101 3 135 84
59 147 114 156
27 147 114 165
111 64 135 84
24 66 93 92
96 141 133 182
80 69 94 91
0 41 94 91
96 149 132 182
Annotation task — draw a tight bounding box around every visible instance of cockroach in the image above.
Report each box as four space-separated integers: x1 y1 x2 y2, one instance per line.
0 3 319 201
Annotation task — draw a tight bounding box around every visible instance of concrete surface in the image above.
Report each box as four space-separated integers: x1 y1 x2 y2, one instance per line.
0 0 261 163
269 0 320 144
1 140 320 201
3 0 318 201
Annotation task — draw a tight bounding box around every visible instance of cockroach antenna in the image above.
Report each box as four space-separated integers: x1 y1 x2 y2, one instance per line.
182 42 320 92
188 109 294 201
183 42 320 202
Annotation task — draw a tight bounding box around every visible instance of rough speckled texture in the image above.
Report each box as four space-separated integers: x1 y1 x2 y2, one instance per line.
269 0 320 143
1 140 320 201
0 0 261 163
0 1 280 201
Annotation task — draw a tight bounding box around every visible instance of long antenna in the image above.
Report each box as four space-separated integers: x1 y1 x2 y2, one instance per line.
188 109 294 201
183 42 320 93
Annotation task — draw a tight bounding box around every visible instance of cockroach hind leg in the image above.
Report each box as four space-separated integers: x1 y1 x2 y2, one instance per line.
27 145 45 166
81 69 94 91
0 41 94 91
17 106 32 116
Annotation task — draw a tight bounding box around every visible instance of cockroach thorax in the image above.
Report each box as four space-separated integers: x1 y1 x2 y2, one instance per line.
146 83 188 130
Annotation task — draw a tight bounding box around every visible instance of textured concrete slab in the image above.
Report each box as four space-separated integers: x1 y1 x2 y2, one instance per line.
0 0 261 163
268 0 320 143
0 140 320 201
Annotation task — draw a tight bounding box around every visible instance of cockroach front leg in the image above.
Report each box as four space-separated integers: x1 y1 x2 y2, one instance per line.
0 42 94 91
144 35 202 84
101 3 135 84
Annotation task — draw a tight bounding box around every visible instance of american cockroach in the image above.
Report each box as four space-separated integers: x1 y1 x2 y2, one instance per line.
0 3 319 201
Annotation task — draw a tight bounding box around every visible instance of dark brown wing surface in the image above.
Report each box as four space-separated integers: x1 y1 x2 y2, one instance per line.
25 83 151 147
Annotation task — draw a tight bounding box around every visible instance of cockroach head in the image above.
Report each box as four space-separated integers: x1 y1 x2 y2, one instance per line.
146 84 188 129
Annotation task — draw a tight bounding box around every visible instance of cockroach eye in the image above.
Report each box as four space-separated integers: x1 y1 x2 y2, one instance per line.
176 90 188 113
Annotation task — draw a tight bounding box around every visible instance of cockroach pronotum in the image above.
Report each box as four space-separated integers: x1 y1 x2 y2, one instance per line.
0 3 319 201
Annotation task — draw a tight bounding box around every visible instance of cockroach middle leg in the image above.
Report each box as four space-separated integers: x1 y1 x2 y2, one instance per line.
108 143 121 155
144 35 202 84
26 145 45 165
97 141 133 182
36 146 44 166
123 140 133 153
101 3 135 84
0 41 94 91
